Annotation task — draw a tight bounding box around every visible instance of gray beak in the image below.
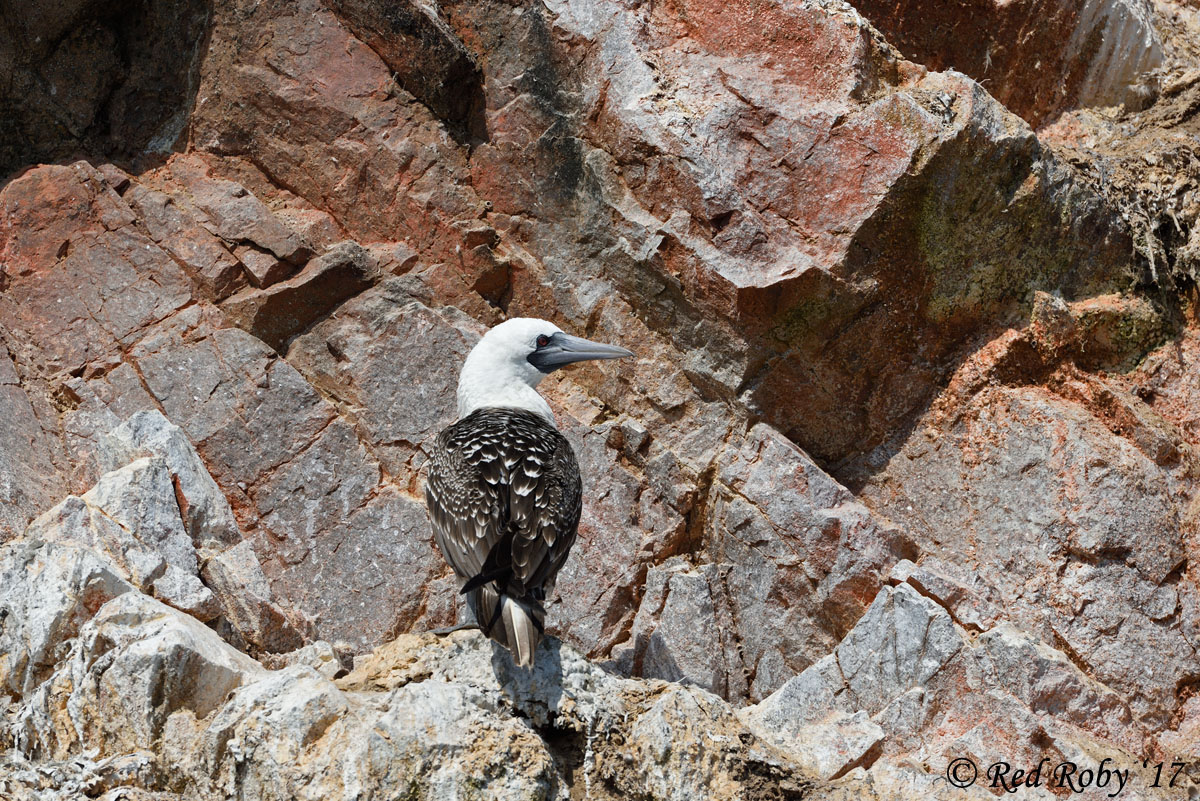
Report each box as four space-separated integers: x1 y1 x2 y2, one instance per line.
527 332 634 373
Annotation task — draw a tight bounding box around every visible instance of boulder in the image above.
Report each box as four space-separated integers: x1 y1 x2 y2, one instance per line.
28 459 218 621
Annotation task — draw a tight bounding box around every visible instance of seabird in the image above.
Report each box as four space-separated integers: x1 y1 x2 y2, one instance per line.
425 318 633 667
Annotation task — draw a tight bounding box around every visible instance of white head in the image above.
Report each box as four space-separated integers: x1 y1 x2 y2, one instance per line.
457 318 633 426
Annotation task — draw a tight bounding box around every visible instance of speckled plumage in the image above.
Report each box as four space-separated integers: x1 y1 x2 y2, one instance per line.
426 406 582 665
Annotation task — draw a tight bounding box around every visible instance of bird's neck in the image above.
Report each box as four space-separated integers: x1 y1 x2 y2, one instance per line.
457 363 556 427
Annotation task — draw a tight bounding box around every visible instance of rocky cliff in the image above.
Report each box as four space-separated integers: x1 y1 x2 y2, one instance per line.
2 0 1199 797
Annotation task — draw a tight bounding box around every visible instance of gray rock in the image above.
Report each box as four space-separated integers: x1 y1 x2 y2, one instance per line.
613 559 745 698
14 592 264 759
81 457 196 572
250 420 379 547
746 572 1159 785
859 385 1194 729
266 488 449 653
710 423 915 700
99 410 241 550
6 563 817 800
285 283 479 478
132 325 336 493
0 539 132 698
0 346 66 541
151 565 221 623
28 458 217 619
200 541 305 654
766 711 884 781
837 585 967 712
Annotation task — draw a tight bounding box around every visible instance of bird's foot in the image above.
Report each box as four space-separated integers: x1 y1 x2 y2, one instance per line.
431 622 480 636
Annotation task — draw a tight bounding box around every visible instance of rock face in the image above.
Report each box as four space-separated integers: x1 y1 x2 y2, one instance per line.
0 0 211 175
1 0 1197 796
851 0 1163 127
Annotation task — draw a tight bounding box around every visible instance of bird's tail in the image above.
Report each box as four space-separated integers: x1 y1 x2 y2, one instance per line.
467 586 545 668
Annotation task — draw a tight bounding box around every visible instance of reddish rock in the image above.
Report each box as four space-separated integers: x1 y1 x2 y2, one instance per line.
443 0 1138 464
327 0 486 144
0 163 193 376
2 0 1199 790
851 0 1162 128
221 241 379 352
0 161 136 273
272 207 345 253
231 245 291 289
1129 329 1200 450
124 182 246 302
163 155 312 266
191 0 486 261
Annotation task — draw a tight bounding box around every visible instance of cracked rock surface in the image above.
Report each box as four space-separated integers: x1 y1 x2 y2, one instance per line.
2 0 1200 796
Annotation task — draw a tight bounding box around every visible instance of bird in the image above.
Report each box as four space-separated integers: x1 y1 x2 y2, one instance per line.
425 317 633 667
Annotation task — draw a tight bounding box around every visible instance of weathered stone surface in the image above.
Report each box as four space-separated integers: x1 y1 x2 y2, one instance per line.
0 162 193 375
98 410 241 551
0 0 209 176
191 0 486 260
764 711 884 781
0 344 66 540
6 542 1180 798
29 458 218 620
852 0 1163 127
0 539 132 698
612 559 743 698
704 423 915 701
15 592 265 760
232 244 291 289
123 183 246 302
327 0 486 144
19 410 244 629
441 0 1137 467
163 155 312 267
0 749 169 801
286 281 479 479
122 323 454 647
858 383 1194 731
221 241 379 352
131 325 333 493
745 580 1155 792
201 541 305 655
81 458 200 575
3 553 820 800
4 0 1200 793
264 487 451 652
260 640 342 679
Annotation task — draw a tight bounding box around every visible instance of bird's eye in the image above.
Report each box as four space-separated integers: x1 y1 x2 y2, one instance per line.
536 334 550 348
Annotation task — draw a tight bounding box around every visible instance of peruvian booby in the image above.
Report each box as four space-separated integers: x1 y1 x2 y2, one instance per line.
425 318 633 667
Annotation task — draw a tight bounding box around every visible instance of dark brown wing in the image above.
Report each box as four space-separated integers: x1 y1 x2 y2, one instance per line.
425 407 582 597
